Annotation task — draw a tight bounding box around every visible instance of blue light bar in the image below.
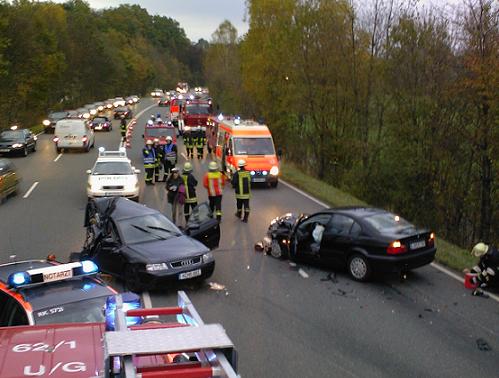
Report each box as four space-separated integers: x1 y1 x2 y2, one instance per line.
8 272 31 288
105 292 142 331
81 260 98 274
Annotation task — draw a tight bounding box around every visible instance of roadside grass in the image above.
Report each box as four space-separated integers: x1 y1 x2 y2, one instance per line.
30 124 45 134
280 161 474 273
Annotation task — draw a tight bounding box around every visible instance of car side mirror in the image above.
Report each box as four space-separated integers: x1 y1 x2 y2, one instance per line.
86 169 91 174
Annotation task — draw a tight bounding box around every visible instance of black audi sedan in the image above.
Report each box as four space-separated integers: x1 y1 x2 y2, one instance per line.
262 207 436 281
77 197 220 292
0 127 37 157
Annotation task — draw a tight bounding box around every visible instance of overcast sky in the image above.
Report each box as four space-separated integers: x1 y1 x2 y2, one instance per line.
55 0 249 42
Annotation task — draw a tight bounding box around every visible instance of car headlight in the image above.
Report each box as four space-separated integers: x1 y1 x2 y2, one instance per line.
43 120 51 126
202 252 213 262
146 263 168 272
12 143 23 148
250 171 255 176
270 166 279 176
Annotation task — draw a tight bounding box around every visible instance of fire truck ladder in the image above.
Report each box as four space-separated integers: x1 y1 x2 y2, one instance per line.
103 291 239 378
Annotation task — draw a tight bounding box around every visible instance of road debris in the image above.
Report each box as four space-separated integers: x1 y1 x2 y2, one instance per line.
476 338 492 351
298 268 309 278
289 261 297 267
208 282 226 291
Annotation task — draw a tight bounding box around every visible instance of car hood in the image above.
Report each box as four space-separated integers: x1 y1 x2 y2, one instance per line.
124 235 208 263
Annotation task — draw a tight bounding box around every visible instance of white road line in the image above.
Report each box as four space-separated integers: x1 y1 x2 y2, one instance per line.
280 179 499 303
36 131 44 137
181 152 188 160
23 182 39 199
298 268 309 278
53 153 62 162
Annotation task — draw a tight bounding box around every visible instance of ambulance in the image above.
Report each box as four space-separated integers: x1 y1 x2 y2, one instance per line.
207 116 279 187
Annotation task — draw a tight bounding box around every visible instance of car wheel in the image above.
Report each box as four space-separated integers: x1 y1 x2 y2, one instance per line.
270 239 283 259
32 143 36 152
56 147 62 153
348 254 371 282
124 264 145 293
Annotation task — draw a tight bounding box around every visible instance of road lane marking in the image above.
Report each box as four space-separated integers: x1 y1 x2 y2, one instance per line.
298 268 309 278
23 182 39 199
280 179 499 303
53 153 62 162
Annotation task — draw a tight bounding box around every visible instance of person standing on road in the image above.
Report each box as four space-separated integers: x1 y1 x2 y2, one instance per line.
120 115 127 142
182 162 198 223
195 126 205 159
184 129 194 159
165 168 184 225
153 138 163 183
203 161 225 222
162 136 177 180
142 140 156 185
231 159 251 222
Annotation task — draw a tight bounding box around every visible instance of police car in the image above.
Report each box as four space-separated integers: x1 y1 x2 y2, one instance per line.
86 147 140 201
0 257 117 326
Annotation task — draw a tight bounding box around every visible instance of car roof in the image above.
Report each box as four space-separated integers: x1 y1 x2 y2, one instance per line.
0 260 114 311
95 157 131 163
323 207 389 217
93 197 156 221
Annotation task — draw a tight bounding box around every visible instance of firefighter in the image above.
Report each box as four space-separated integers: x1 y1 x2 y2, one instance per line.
182 162 198 222
231 159 251 222
203 161 225 222
153 138 163 183
120 115 127 142
143 140 156 185
195 126 205 159
162 136 177 179
184 129 194 159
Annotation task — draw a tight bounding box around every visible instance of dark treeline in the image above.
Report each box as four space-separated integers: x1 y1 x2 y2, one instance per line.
204 0 498 248
0 0 207 128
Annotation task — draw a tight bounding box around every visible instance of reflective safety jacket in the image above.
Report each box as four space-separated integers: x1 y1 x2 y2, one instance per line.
184 133 193 148
182 172 198 203
120 122 127 135
142 147 156 167
163 143 177 163
154 145 163 165
203 171 225 197
231 169 251 199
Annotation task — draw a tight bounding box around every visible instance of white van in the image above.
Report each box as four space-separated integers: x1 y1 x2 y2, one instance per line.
54 119 95 153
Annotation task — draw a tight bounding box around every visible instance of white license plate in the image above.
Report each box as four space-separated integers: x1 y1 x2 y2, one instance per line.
253 178 266 183
410 240 426 250
43 269 72 283
0 149 9 152
179 269 202 280
104 192 121 196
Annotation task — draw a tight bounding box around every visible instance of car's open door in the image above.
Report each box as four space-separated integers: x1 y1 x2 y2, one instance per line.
185 202 220 249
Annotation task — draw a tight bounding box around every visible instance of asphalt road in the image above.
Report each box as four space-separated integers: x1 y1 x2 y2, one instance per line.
0 98 498 377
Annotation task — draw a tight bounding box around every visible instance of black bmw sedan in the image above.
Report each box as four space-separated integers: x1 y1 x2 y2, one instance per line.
0 127 37 157
262 207 436 281
77 197 219 292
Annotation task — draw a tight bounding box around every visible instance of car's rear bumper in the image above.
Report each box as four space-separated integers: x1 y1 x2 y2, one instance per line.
368 248 436 273
137 262 215 288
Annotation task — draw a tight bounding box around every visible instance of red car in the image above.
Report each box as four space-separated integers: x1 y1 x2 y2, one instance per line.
143 123 176 145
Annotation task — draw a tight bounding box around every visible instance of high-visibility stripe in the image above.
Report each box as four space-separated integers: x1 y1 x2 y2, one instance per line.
236 171 251 199
207 172 223 196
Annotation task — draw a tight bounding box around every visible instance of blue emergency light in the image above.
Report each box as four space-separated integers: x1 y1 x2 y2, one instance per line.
8 272 31 288
105 292 142 331
81 260 98 274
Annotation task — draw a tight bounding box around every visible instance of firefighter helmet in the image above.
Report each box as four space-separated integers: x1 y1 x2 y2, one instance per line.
238 159 246 167
471 242 488 257
147 120 153 126
153 138 159 143
146 140 153 145
208 161 218 171
166 136 173 141
184 162 193 172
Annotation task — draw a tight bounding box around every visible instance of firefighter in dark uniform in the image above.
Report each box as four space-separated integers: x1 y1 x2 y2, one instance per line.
181 162 198 222
184 129 194 159
232 159 251 222
153 138 163 183
120 115 127 142
142 140 156 185
194 126 205 159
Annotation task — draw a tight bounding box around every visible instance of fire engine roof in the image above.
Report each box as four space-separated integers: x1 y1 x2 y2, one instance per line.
0 322 105 378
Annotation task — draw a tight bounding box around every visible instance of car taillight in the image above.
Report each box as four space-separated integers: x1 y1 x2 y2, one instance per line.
428 232 435 247
82 135 88 143
53 136 59 143
387 240 407 255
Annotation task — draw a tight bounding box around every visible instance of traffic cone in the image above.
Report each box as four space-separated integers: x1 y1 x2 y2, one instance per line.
464 272 478 289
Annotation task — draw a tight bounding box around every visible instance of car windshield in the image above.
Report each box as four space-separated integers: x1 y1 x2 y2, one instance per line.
0 131 23 140
363 212 415 234
34 296 107 325
118 213 182 244
186 105 210 115
50 112 67 119
93 162 133 175
146 128 175 138
233 137 275 155
93 118 108 123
